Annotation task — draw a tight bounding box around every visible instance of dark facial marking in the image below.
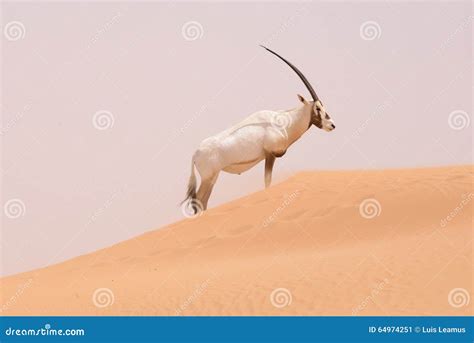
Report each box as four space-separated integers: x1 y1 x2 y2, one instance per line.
311 108 322 129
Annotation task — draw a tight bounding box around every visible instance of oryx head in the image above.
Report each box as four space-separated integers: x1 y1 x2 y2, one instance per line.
261 45 336 132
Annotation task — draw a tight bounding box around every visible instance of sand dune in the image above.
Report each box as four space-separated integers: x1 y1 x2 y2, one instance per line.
1 166 472 316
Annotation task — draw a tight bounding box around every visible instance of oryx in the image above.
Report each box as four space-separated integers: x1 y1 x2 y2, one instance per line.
183 45 335 213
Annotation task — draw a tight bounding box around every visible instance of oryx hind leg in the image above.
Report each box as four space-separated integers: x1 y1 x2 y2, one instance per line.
196 172 219 211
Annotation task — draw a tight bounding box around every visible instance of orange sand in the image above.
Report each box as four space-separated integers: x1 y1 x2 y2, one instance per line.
1 166 472 316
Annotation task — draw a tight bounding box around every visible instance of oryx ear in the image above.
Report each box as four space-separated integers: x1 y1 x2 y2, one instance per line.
297 94 308 104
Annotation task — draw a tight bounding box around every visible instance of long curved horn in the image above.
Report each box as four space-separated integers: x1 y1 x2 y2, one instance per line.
260 45 319 102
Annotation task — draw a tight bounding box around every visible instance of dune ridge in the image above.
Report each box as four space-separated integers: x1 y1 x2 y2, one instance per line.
1 165 472 316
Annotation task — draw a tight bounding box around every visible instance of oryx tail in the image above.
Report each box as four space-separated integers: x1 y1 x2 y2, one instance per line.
183 156 197 204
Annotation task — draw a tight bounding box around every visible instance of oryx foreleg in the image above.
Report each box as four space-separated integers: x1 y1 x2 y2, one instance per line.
264 153 276 188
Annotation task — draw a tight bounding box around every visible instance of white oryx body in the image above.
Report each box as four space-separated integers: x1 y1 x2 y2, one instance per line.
196 105 310 178
183 46 336 212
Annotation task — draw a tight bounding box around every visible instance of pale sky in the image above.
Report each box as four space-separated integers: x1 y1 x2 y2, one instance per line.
1 1 472 276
